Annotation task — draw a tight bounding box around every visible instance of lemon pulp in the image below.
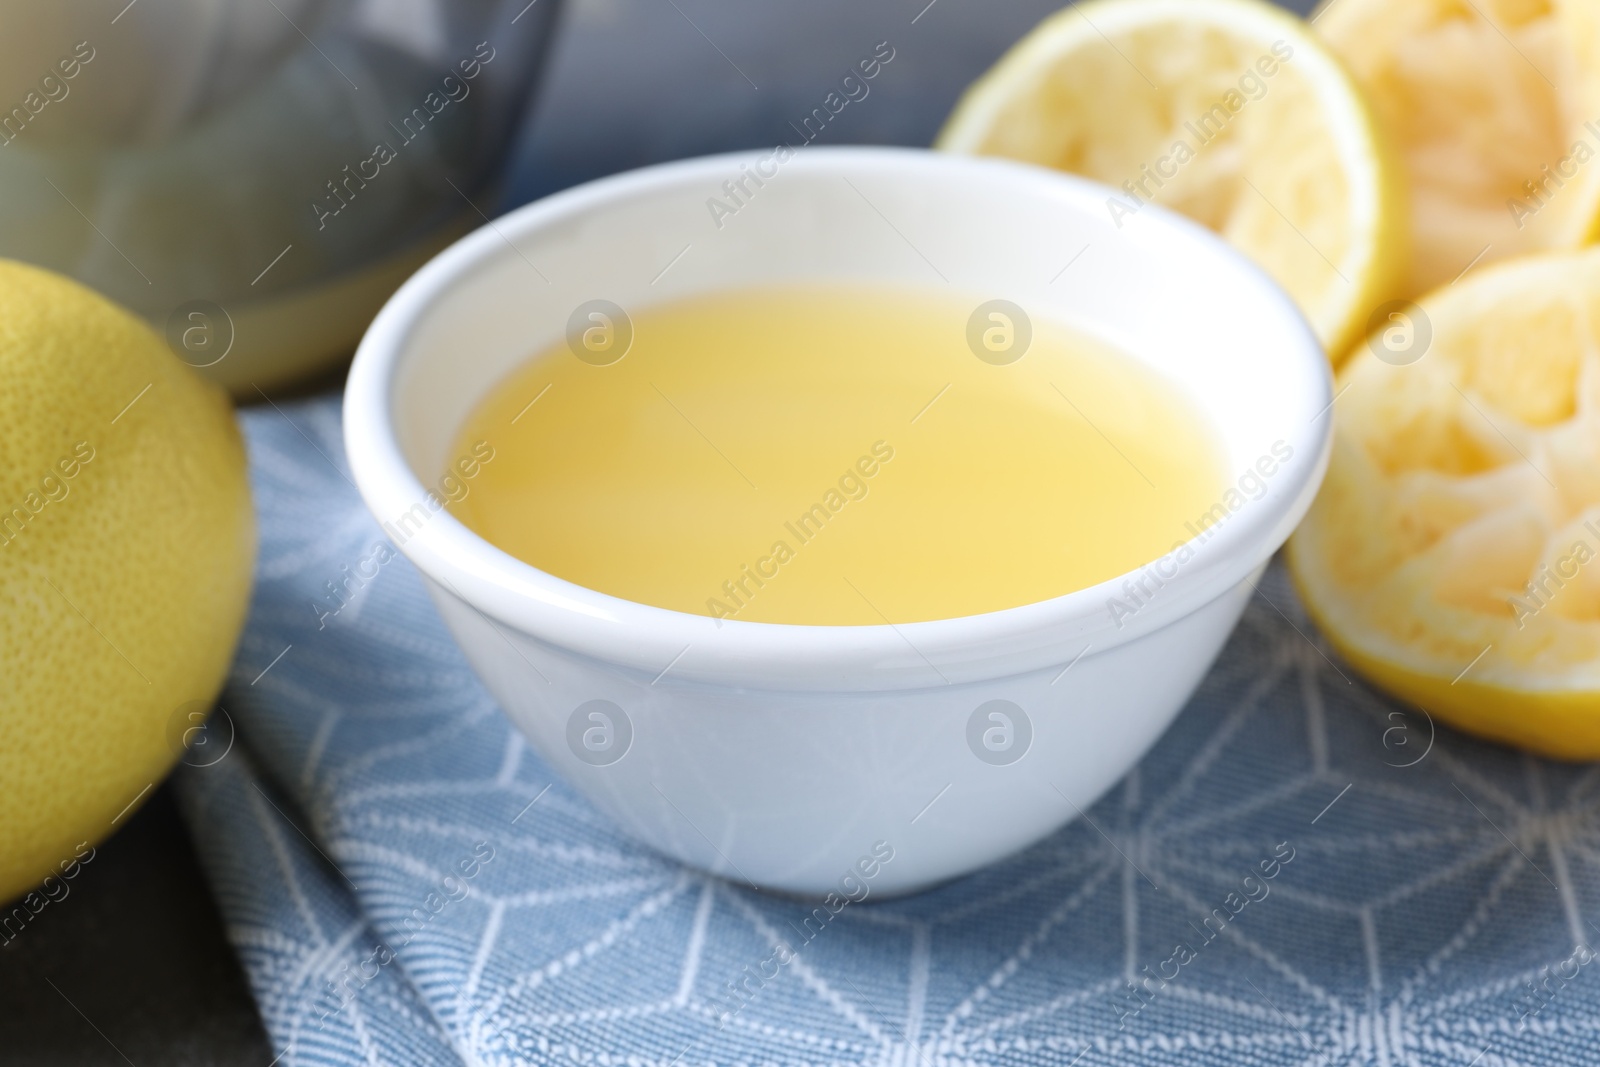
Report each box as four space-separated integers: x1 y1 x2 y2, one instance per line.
1315 0 1600 298
1288 248 1600 758
937 0 1406 360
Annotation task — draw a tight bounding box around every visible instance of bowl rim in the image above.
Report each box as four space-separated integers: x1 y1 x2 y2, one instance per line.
344 146 1333 690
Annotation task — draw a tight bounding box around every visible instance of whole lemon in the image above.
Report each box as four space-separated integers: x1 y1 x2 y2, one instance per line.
0 261 254 904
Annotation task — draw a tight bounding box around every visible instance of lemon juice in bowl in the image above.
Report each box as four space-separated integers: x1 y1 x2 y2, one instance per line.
445 284 1230 625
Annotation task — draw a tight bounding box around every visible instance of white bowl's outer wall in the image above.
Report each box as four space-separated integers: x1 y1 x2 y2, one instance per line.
345 147 1332 896
426 570 1259 897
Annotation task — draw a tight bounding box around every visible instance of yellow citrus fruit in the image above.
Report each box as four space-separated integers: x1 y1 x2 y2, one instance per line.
936 0 1406 359
1287 248 1600 759
0 261 254 903
1315 0 1600 300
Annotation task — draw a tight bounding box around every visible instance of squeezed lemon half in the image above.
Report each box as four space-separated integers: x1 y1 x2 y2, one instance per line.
937 0 1406 359
1315 0 1600 299
1288 248 1600 758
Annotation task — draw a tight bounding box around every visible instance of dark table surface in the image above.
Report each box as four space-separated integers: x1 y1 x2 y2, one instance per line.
0 0 1316 1061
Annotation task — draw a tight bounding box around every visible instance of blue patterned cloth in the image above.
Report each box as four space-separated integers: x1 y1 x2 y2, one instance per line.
176 393 1600 1066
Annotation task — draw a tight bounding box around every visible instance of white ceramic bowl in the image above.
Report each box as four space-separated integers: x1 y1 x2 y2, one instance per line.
344 146 1332 897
